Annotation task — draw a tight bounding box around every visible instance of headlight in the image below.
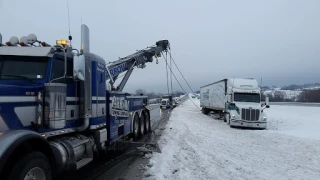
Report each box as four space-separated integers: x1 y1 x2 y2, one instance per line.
231 114 235 119
263 116 267 121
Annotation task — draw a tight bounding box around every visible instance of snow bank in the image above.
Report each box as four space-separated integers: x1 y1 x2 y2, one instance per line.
144 98 320 180
267 105 320 140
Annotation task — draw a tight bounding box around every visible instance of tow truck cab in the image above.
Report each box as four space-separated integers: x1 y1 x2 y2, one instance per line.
0 24 160 179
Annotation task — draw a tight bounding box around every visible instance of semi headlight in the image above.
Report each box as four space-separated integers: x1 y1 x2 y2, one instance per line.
231 114 235 119
263 116 267 120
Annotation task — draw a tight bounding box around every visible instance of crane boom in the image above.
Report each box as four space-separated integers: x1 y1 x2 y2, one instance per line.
106 40 169 91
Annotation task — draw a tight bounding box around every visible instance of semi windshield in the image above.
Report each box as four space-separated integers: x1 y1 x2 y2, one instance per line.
0 55 48 80
234 93 260 103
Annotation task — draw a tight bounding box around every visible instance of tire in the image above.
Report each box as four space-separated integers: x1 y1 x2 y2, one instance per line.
224 113 228 123
139 113 145 136
133 114 140 140
144 111 151 134
225 114 230 125
7 151 52 180
202 108 209 115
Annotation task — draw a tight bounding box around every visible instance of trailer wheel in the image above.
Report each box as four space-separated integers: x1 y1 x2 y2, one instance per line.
133 114 140 140
139 113 145 136
202 108 209 115
7 151 52 180
144 111 151 134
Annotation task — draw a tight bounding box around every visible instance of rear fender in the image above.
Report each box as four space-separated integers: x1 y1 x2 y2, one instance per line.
0 130 55 178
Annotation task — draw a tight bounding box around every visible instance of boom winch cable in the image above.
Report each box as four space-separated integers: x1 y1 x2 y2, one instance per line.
164 47 208 110
161 52 201 111
170 52 173 94
165 53 170 94
168 50 199 98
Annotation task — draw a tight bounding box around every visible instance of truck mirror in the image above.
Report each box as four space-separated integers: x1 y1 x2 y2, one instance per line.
265 97 269 106
73 55 85 81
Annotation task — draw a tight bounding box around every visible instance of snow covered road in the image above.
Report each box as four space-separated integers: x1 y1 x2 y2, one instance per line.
144 98 320 180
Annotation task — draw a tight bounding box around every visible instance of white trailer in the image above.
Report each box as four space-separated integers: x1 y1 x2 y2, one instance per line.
200 78 270 129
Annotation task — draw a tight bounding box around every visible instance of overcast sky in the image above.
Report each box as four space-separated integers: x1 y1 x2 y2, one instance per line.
1 0 320 93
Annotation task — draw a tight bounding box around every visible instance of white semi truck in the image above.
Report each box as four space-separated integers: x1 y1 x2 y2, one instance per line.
160 94 173 109
200 78 270 129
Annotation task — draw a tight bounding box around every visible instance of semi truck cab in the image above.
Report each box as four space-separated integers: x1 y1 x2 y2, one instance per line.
160 94 173 109
225 86 270 129
160 99 170 109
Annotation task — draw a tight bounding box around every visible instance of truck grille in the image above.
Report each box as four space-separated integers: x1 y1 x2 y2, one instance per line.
241 108 260 121
162 101 166 105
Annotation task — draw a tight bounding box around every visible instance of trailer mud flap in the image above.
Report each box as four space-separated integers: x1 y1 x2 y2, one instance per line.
116 141 161 153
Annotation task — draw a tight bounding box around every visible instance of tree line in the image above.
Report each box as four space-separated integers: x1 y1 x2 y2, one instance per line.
261 89 320 102
134 89 185 99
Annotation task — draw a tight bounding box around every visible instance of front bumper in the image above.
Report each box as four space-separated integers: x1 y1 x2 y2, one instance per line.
230 119 267 129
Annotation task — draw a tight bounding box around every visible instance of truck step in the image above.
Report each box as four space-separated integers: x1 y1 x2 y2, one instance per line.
76 157 93 170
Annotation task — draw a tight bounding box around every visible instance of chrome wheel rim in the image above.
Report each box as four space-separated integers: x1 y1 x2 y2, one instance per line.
24 167 46 180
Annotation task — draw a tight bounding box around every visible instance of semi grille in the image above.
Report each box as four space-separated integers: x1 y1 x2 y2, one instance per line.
162 101 167 105
241 108 260 121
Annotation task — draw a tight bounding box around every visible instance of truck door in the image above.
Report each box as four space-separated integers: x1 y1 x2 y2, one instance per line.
92 61 106 123
51 56 80 124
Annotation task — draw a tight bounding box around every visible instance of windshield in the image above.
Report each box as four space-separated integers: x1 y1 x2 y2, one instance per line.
234 93 260 103
0 55 48 80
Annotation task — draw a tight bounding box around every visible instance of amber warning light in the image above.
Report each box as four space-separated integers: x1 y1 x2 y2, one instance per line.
56 39 70 46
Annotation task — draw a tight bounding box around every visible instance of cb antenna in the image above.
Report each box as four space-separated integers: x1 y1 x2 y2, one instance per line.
67 0 72 47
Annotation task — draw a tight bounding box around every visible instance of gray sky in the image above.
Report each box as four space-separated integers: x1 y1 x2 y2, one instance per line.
1 0 320 93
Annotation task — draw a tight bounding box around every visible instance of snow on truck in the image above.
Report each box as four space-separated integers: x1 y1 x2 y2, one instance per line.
200 78 270 129
0 24 170 179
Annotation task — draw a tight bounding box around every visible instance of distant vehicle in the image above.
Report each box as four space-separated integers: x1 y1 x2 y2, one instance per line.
174 97 180 106
160 94 173 109
200 78 270 129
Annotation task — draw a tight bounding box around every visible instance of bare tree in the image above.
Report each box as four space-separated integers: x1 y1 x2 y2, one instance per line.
135 89 146 96
298 89 320 102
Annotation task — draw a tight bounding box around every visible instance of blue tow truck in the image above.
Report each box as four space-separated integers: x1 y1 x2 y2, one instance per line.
0 24 169 180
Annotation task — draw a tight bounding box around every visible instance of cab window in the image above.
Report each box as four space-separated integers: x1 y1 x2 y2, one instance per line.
0 55 48 80
51 58 73 83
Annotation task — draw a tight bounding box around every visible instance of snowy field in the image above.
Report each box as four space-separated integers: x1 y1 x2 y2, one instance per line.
144 96 320 180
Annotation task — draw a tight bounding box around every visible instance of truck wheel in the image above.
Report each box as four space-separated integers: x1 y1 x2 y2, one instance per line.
133 114 140 140
140 113 145 136
202 108 209 115
7 151 52 180
144 111 151 134
225 114 230 124
223 114 227 122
